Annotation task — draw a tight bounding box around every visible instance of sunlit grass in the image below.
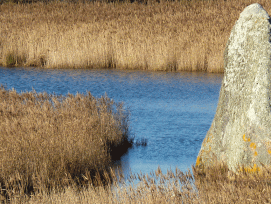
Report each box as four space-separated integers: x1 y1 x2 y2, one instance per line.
6 163 271 203
0 86 132 201
1 0 270 72
2 0 271 202
1 87 271 203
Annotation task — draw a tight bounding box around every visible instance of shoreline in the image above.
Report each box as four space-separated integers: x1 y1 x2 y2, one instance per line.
2 0 270 73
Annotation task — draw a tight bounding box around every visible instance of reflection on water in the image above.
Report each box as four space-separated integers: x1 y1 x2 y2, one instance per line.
0 67 223 177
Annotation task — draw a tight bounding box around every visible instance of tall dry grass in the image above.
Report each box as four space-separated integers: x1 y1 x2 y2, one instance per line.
1 0 270 72
1 80 271 202
6 164 271 203
194 164 271 203
0 86 131 200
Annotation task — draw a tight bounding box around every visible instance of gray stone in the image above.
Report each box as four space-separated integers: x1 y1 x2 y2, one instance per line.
196 3 271 172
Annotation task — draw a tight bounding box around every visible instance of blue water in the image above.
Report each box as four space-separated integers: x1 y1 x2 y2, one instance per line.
0 67 223 176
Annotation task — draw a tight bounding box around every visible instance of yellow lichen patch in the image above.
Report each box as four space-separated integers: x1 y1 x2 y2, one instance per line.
240 163 261 174
243 134 251 142
204 134 213 145
250 142 256 150
207 136 211 143
249 143 257 157
266 141 271 147
265 141 271 154
196 146 213 166
196 156 202 166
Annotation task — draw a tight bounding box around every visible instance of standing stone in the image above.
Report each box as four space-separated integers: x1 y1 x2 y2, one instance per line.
196 3 271 172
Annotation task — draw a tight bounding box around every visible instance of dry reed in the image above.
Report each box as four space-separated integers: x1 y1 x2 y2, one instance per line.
0 86 131 200
1 0 271 72
7 164 271 203
1 86 271 202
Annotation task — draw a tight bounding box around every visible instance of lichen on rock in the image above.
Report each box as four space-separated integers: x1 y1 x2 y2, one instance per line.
196 3 271 172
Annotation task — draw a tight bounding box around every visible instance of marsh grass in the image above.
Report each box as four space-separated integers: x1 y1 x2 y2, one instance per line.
6 163 271 203
1 0 271 72
1 88 271 203
0 86 132 200
193 163 271 203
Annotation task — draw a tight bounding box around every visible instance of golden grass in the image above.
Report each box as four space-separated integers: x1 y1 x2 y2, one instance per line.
24 167 199 204
0 86 131 200
1 0 271 72
1 82 271 203
6 164 271 203
193 163 271 203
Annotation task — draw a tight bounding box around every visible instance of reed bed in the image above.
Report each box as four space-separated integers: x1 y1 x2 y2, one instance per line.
1 0 271 72
194 164 271 203
0 86 131 200
6 164 271 203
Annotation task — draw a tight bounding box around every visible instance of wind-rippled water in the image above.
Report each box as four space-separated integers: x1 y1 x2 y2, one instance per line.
0 67 223 176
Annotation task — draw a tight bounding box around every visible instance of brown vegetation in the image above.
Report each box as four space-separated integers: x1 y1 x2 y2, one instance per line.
0 86 131 200
1 70 271 203
6 164 271 203
194 163 271 203
1 0 271 72
2 0 271 202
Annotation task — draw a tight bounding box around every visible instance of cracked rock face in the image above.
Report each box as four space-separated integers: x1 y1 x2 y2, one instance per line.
196 3 271 172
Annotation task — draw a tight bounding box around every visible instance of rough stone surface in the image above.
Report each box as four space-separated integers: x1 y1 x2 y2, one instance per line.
196 3 271 172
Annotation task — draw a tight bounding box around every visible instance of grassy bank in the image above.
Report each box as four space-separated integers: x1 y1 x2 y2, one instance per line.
1 0 270 72
5 164 271 203
0 86 132 200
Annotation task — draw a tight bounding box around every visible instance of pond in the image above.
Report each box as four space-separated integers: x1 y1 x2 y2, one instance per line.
0 67 223 177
